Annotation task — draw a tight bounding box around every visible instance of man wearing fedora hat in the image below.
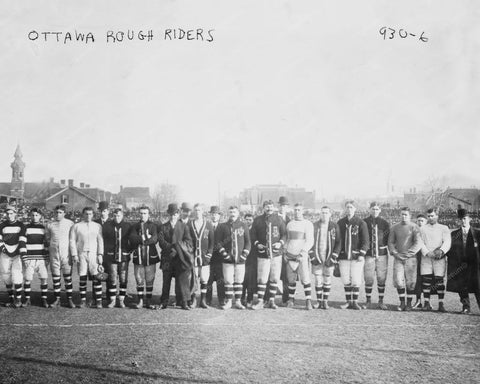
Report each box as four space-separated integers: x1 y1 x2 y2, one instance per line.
177 202 197 308
206 205 226 307
158 203 180 309
446 209 480 314
0 205 27 308
188 204 214 308
95 201 110 226
170 203 194 310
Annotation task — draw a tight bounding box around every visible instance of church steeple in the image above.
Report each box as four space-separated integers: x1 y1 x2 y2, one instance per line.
10 144 25 198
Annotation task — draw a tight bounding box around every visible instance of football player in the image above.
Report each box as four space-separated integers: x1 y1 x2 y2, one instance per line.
23 208 49 308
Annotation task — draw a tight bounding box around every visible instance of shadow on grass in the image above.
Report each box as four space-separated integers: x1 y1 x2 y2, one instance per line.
0 354 227 383
263 339 479 359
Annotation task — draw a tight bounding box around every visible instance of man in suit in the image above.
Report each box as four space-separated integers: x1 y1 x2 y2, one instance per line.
171 205 194 310
206 206 225 307
158 203 180 309
446 209 480 314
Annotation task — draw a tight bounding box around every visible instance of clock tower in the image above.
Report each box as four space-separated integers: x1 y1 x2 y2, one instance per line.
10 144 25 198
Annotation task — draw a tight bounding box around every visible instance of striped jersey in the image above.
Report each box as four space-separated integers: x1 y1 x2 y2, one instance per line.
24 222 48 261
286 219 314 257
0 220 27 257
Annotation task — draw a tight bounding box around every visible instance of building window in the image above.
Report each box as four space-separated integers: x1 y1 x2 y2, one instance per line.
61 195 69 204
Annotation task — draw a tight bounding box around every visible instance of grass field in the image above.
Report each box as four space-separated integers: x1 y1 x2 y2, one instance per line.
0 258 479 384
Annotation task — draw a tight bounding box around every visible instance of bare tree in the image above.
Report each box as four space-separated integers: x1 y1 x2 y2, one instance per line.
152 183 179 212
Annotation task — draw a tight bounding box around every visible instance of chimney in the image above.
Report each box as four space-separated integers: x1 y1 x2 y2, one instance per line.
80 182 85 188
85 184 90 188
68 179 74 187
120 185 123 191
49 177 54 183
60 179 66 187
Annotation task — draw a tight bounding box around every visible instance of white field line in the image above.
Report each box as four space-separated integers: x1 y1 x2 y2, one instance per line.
0 322 478 328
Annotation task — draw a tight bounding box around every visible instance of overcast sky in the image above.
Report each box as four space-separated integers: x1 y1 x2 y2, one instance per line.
0 1 478 205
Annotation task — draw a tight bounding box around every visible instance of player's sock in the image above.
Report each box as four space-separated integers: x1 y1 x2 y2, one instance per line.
14 283 23 302
119 282 127 300
422 275 432 302
406 289 415 306
288 283 297 300
435 276 445 303
378 284 385 302
146 285 153 301
64 274 73 299
52 275 61 299
40 283 48 300
136 286 144 301
6 284 14 302
234 283 243 302
352 286 359 302
257 283 266 301
344 285 352 303
94 281 102 302
323 284 331 302
79 275 88 301
224 284 234 301
303 283 311 300
24 282 31 300
200 282 207 295
315 286 323 301
365 285 373 302
268 281 278 299
397 288 406 304
109 284 117 299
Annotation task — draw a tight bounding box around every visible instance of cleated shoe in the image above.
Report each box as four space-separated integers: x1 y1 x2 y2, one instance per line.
267 300 278 309
350 301 362 310
438 302 446 313
412 300 422 309
286 299 295 309
251 300 264 310
305 299 313 310
221 299 232 310
423 302 433 311
234 300 245 310
340 302 351 310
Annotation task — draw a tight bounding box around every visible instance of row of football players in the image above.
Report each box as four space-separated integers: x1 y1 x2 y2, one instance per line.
0 199 477 312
